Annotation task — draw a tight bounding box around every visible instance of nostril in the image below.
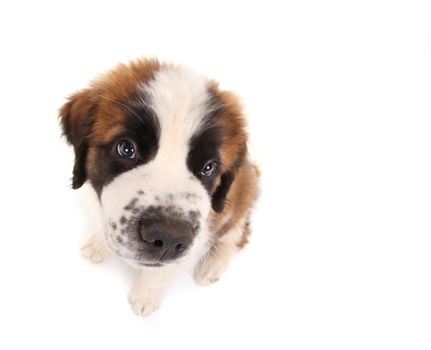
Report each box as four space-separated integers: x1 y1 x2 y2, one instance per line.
142 239 164 248
154 240 163 248
175 243 185 252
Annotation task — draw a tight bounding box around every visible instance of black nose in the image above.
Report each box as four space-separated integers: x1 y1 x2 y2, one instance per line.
139 215 195 262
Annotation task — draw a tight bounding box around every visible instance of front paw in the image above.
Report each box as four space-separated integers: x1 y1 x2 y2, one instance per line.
80 234 110 263
194 254 230 285
128 293 161 317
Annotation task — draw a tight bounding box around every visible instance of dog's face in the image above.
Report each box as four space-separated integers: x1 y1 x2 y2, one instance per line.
60 60 246 267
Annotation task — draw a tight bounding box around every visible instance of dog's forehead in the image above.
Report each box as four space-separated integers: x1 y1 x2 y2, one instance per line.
92 64 218 145
138 65 214 130
88 60 246 178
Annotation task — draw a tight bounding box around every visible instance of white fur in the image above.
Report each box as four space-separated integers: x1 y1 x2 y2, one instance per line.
80 233 110 263
129 251 201 316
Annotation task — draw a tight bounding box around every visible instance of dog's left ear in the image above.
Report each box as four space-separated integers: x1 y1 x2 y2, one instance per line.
211 171 235 213
208 88 248 213
59 89 97 189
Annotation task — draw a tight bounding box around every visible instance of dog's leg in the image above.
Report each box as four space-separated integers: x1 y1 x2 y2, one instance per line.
129 265 181 316
194 218 247 285
80 233 111 263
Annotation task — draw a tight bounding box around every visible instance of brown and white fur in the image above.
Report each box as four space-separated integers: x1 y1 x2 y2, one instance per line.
59 59 259 316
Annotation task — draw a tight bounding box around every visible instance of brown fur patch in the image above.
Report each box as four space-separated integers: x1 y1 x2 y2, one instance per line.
91 58 161 102
60 59 162 146
59 89 97 146
208 82 248 173
88 59 161 145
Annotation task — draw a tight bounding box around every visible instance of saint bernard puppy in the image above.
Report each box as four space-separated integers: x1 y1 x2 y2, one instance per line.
59 58 259 316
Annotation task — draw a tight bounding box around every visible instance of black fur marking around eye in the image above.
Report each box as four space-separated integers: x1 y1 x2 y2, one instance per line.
187 96 223 193
187 123 222 193
187 93 240 213
90 98 160 195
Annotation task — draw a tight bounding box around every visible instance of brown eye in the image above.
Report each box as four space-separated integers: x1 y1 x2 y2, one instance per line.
200 161 217 176
116 140 136 159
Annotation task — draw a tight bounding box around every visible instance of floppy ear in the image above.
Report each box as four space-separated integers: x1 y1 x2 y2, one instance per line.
211 171 235 213
59 89 96 189
207 87 248 213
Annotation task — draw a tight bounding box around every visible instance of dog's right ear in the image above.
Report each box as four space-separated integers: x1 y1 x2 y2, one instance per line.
59 89 97 189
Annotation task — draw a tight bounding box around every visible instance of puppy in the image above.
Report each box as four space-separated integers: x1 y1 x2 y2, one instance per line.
59 59 259 316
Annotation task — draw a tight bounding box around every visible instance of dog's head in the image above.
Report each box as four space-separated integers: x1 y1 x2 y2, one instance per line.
60 59 247 267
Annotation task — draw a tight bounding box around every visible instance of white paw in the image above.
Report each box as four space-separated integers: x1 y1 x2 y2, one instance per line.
80 234 110 263
128 294 161 317
194 254 230 285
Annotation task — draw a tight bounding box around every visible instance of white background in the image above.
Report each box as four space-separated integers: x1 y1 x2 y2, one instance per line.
0 1 430 349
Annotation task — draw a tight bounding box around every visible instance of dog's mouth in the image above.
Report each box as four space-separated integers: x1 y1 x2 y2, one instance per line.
136 261 164 267
127 252 191 268
123 258 166 268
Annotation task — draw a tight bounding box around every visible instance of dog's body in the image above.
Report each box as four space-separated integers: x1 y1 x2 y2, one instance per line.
60 59 259 316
